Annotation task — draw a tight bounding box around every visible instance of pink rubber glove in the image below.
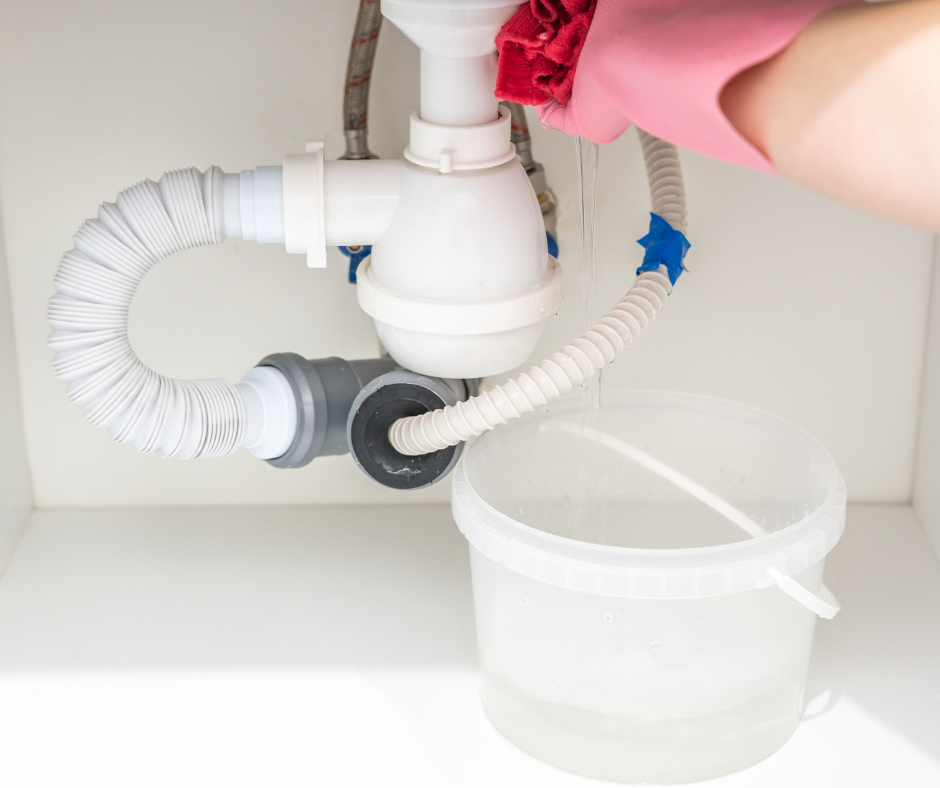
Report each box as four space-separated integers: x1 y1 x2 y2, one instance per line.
499 0 856 173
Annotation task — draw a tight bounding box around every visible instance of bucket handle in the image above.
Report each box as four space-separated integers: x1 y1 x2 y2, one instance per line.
543 422 841 619
769 568 840 619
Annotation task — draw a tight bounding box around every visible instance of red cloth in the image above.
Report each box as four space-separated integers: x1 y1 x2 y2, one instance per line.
495 0 598 105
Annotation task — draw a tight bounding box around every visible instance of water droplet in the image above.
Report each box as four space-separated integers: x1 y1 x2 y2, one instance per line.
556 680 562 688
758 640 765 647
649 640 662 649
603 612 614 623
521 596 529 605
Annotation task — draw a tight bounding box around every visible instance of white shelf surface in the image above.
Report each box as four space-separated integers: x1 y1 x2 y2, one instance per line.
0 504 937 787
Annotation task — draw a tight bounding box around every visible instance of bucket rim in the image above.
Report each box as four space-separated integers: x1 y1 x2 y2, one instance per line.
451 390 846 599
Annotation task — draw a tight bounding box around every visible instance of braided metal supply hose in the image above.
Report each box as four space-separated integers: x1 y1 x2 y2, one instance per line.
389 130 687 456
48 167 244 458
501 100 535 171
341 0 383 160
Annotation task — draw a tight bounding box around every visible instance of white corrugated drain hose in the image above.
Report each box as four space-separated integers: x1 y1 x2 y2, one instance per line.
48 167 244 458
389 130 687 456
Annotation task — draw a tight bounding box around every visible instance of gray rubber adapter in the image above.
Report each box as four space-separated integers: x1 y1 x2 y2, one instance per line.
347 371 470 490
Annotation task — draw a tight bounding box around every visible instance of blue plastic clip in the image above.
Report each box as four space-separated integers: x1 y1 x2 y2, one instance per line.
339 245 372 284
636 213 690 285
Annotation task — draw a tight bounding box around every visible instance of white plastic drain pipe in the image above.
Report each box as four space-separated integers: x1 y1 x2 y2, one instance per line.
49 156 404 459
389 130 686 456
50 0 563 463
49 167 246 458
49 131 681 461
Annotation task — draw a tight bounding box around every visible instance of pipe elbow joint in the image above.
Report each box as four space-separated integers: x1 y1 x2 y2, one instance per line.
238 353 471 489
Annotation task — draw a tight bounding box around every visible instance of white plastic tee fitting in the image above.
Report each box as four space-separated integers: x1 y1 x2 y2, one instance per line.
223 159 403 254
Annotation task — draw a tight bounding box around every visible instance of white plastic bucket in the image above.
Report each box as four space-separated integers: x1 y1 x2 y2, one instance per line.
452 391 846 784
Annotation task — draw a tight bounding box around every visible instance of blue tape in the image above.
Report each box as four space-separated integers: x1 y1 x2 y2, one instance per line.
636 213 690 286
339 245 372 284
546 232 559 259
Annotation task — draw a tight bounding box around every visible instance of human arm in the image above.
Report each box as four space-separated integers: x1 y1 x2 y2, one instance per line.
720 0 940 232
498 1 940 233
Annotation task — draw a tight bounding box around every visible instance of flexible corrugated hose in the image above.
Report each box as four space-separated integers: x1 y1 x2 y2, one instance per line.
389 130 687 456
48 166 244 458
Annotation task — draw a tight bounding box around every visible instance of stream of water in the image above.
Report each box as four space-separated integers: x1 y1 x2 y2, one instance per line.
575 136 601 410
569 137 606 537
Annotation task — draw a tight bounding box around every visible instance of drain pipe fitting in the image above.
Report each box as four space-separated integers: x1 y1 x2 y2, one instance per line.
49 163 401 458
362 0 558 379
244 354 401 467
238 354 472 488
347 371 474 489
50 0 559 470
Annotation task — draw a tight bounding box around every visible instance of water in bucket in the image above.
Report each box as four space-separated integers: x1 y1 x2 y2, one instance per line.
452 141 845 783
453 392 845 783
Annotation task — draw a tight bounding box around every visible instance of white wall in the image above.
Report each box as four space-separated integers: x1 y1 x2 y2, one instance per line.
0 193 32 565
914 240 940 558
0 0 934 508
